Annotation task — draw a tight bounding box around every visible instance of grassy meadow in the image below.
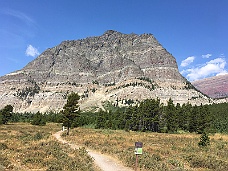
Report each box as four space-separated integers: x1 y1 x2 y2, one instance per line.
0 122 227 171
0 123 99 171
64 127 228 171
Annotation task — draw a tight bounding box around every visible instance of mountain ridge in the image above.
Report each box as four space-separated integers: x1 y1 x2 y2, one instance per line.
192 74 228 99
0 30 212 112
5 30 184 84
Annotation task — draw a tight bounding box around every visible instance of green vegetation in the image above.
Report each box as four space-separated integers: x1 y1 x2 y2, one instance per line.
92 80 99 85
208 102 228 133
0 105 13 124
8 111 63 124
112 81 155 91
14 84 40 100
0 95 228 171
61 92 80 135
1 98 228 134
77 99 228 134
103 82 115 86
198 131 210 147
104 77 156 92
137 76 153 84
31 111 46 126
184 80 196 90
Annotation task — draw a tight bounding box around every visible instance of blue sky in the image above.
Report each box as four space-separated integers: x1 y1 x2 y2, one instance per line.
0 0 227 81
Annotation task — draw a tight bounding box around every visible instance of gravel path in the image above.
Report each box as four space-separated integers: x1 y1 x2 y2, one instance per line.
53 131 133 171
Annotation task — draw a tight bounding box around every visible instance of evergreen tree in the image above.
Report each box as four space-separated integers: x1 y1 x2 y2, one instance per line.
130 105 140 131
165 98 178 133
45 111 63 123
138 99 161 132
197 104 212 133
96 109 108 129
31 111 46 126
209 103 228 133
176 103 192 131
62 92 80 135
123 106 134 131
189 105 199 132
176 103 182 130
112 107 124 130
0 105 13 124
183 103 192 131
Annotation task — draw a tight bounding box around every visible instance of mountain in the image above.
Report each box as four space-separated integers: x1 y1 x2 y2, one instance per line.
0 30 211 113
192 74 228 99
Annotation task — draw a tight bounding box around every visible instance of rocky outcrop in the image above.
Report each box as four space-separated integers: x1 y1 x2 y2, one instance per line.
192 74 228 99
0 30 212 112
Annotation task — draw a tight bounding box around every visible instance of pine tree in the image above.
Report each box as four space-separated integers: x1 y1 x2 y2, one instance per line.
183 103 192 131
139 99 161 132
31 111 46 126
176 103 182 130
197 104 212 133
62 92 80 135
165 98 178 133
123 106 134 131
95 109 105 128
0 105 13 124
189 105 199 133
126 105 139 131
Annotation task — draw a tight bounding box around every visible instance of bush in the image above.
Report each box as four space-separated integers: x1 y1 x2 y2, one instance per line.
0 105 13 124
186 154 228 170
0 143 8 150
198 132 210 147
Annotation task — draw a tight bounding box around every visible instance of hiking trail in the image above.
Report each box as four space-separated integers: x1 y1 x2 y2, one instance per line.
53 131 133 171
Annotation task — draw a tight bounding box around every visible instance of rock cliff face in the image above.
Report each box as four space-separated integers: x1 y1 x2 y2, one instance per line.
192 74 228 99
0 30 212 112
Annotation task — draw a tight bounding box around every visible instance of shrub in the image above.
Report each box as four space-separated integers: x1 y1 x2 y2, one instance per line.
198 132 210 147
0 143 8 150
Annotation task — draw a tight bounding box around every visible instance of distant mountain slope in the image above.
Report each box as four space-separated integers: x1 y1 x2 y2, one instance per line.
0 30 211 112
192 74 228 99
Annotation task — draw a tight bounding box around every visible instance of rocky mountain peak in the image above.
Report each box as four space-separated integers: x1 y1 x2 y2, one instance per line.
0 31 212 113
103 30 120 35
4 30 183 85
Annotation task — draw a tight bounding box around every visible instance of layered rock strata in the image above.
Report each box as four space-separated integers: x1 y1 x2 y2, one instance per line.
0 30 212 112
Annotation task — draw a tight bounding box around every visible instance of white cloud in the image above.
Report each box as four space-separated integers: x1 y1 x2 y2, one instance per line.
216 72 228 76
180 56 195 67
182 57 227 81
2 9 35 26
202 54 212 58
25 45 40 57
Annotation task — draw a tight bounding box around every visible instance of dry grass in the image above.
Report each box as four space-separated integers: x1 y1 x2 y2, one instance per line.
64 128 228 171
0 123 99 171
1 123 227 171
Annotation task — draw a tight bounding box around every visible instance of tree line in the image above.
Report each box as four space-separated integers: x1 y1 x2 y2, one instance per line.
78 98 228 134
0 93 228 134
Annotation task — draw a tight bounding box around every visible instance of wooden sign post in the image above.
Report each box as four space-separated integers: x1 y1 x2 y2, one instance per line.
135 142 143 171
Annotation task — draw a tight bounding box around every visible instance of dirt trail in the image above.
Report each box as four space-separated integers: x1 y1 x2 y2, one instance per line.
53 131 133 171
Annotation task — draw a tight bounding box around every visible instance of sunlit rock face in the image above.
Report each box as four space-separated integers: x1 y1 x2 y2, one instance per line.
0 30 211 112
